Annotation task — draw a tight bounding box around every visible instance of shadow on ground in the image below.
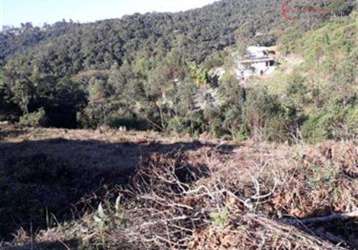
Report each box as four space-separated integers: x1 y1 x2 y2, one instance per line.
0 136 235 242
0 128 28 140
3 239 80 250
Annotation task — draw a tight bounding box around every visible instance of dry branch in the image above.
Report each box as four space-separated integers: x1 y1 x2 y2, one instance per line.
284 210 358 225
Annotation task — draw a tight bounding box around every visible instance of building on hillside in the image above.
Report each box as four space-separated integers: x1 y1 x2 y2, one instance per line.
236 46 277 80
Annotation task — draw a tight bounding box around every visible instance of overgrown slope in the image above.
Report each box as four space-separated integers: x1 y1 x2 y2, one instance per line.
1 0 354 133
252 12 358 142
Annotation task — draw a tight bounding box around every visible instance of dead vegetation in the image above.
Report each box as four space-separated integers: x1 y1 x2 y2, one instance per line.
0 125 357 249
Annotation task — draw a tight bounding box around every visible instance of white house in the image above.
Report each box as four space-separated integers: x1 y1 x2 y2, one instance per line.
236 46 277 80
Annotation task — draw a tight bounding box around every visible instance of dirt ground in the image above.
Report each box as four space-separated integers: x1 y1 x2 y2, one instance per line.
0 124 233 241
0 124 357 249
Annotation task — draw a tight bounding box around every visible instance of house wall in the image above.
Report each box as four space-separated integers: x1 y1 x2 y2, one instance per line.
252 62 267 74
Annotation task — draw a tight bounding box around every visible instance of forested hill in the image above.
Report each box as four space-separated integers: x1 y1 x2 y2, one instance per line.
0 21 80 65
2 0 353 67
1 0 281 68
0 0 356 136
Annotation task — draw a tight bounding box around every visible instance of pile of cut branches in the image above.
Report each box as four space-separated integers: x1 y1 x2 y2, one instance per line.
8 141 358 249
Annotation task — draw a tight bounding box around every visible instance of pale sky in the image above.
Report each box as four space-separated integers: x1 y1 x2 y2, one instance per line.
0 0 218 28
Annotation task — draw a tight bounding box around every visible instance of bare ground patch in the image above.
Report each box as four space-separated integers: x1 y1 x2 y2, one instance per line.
0 125 357 249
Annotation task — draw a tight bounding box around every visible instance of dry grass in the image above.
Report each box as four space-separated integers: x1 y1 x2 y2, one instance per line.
0 125 357 249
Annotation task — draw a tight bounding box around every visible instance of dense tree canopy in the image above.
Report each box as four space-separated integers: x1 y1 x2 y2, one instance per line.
0 0 356 141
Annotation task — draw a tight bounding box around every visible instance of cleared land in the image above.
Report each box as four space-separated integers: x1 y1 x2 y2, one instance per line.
0 124 357 249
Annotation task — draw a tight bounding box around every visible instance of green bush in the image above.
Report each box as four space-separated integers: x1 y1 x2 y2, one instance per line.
302 110 339 143
345 106 358 137
302 100 358 143
19 108 47 127
167 112 206 136
240 87 305 142
208 117 227 138
167 116 189 133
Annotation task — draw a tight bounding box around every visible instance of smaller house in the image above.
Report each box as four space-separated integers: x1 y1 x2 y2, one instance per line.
236 46 277 80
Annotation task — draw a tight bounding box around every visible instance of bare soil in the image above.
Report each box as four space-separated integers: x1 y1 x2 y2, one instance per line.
0 124 357 249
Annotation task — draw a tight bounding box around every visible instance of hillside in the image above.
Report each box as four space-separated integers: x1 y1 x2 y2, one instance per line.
243 12 358 142
0 1 357 249
1 0 337 66
0 0 355 133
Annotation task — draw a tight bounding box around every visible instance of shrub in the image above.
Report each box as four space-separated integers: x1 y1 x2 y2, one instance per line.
210 208 230 228
241 88 302 141
167 113 206 135
19 108 47 127
302 100 358 143
345 106 358 137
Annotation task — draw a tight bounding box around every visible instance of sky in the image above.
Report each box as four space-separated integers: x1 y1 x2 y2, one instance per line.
0 0 218 28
